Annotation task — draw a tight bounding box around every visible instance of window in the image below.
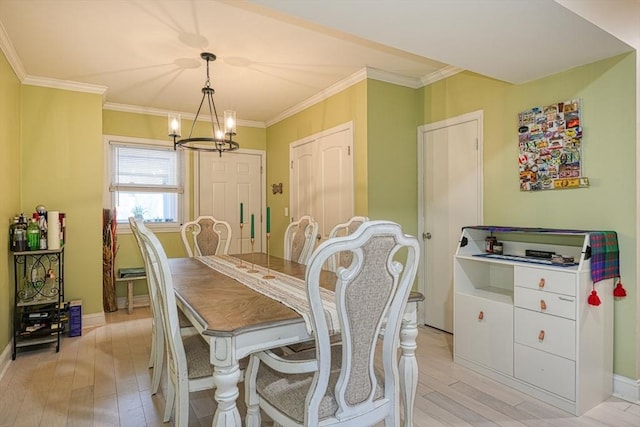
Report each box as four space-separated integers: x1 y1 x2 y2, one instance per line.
105 136 188 232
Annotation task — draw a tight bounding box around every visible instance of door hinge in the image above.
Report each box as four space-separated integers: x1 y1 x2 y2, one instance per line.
291 160 294 169
348 146 351 156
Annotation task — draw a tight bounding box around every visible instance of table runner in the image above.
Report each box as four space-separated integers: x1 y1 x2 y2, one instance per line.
197 255 339 334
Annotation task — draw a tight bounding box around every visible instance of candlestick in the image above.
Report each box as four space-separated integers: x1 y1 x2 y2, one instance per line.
263 233 275 279
240 202 243 223
266 206 271 234
237 222 246 269
250 214 255 239
248 238 258 273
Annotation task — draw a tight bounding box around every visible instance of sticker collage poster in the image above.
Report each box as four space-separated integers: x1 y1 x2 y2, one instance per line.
518 99 588 191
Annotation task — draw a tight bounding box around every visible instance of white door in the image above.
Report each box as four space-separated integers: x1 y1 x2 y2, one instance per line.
418 111 483 332
290 141 315 221
290 123 353 245
198 150 264 254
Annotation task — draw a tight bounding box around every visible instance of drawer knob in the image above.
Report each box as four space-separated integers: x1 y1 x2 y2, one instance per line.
538 278 545 288
538 330 545 341
540 300 547 311
478 311 484 321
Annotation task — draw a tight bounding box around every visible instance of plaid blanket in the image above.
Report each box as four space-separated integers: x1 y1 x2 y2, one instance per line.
589 231 620 283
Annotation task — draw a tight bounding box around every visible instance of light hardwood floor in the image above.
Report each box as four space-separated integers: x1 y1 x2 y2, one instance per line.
1 307 639 426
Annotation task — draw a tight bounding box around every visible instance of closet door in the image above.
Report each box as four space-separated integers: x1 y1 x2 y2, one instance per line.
419 111 482 332
290 123 353 245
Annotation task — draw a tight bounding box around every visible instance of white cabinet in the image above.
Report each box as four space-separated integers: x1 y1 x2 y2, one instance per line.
453 226 613 415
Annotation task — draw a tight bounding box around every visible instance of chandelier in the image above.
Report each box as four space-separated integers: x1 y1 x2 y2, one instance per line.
168 52 239 156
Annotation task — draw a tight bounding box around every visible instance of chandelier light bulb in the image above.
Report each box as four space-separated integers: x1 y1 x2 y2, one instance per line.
224 110 236 135
168 113 181 137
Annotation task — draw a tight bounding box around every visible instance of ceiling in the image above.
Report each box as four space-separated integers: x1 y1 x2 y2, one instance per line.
0 0 632 127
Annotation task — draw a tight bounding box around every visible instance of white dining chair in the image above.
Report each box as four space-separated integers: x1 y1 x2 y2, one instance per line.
129 217 197 398
180 215 232 257
134 218 215 427
245 220 420 426
326 215 369 272
128 217 164 395
283 215 318 265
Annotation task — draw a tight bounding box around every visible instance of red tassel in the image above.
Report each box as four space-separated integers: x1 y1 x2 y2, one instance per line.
614 282 627 297
588 290 601 306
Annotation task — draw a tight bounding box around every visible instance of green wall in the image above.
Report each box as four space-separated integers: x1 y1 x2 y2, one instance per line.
20 86 104 315
367 80 421 236
421 53 637 378
0 51 21 352
265 81 368 257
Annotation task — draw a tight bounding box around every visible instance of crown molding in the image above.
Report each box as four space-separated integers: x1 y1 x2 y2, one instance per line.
0 20 26 81
103 102 265 129
266 65 465 127
22 75 108 97
266 68 369 127
421 65 465 85
366 67 423 89
0 22 108 98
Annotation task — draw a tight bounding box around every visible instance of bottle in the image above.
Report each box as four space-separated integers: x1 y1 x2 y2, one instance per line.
39 222 47 250
27 216 41 251
13 214 28 252
9 217 18 251
59 213 65 246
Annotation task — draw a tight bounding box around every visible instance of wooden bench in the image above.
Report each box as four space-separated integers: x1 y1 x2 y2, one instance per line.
116 268 147 314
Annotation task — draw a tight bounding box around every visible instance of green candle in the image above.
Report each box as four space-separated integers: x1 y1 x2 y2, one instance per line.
240 202 243 223
250 214 255 239
266 207 271 233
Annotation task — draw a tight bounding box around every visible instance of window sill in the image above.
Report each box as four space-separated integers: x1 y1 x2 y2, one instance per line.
117 222 181 234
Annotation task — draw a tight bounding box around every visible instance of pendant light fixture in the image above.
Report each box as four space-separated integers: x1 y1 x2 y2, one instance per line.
168 52 239 156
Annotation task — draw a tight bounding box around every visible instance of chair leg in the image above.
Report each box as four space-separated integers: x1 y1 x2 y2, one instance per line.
175 380 189 427
245 356 261 427
164 378 175 423
150 327 164 395
148 321 156 368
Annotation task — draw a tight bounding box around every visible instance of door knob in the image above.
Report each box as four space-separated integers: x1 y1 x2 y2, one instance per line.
423 232 432 240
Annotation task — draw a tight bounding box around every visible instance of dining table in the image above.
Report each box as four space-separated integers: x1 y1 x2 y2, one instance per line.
169 252 424 427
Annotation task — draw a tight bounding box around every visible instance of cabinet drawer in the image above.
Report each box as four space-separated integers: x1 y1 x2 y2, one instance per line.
514 308 575 360
515 343 575 401
514 286 576 320
515 266 576 297
454 292 513 376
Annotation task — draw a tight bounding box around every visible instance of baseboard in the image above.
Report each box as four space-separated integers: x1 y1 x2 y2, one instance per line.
613 373 640 404
82 311 106 329
0 342 11 382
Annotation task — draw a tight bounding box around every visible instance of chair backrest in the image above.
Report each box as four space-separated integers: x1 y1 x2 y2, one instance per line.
180 216 232 257
304 220 420 425
134 218 189 381
283 215 318 265
327 216 370 271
